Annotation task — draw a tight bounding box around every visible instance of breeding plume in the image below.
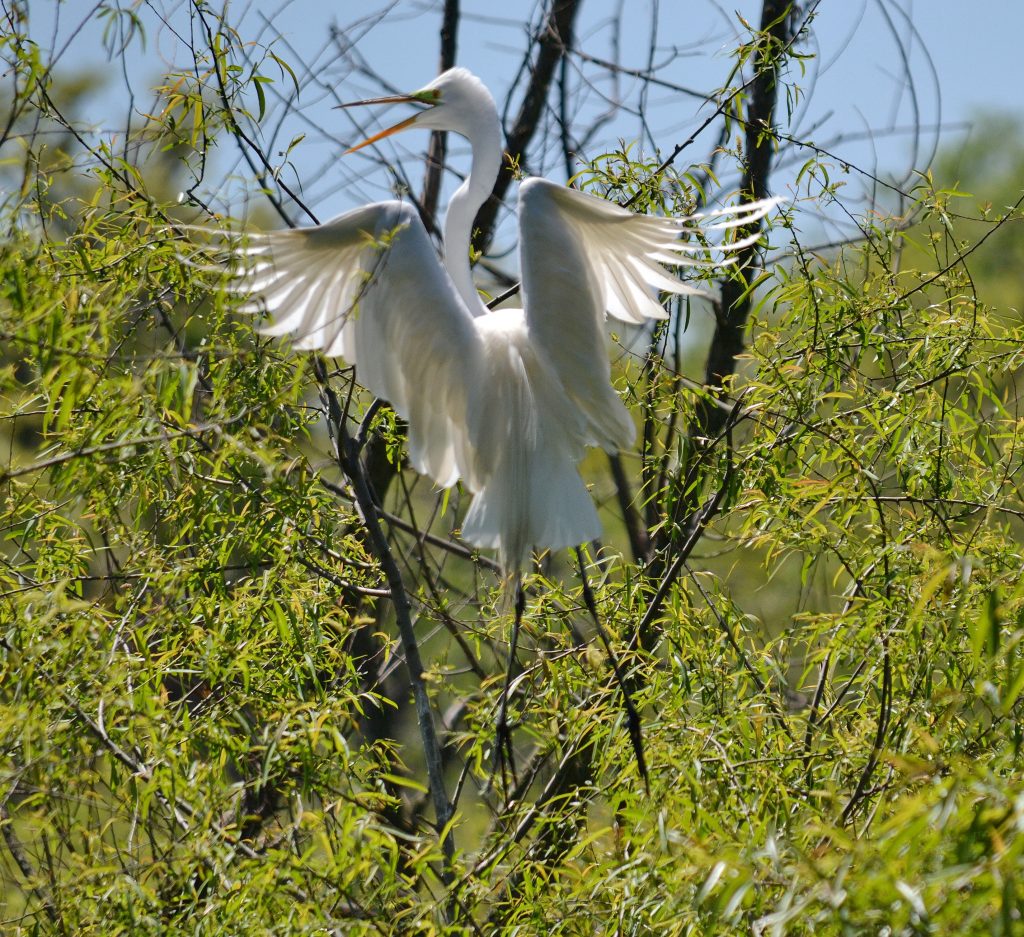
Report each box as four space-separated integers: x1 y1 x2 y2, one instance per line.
228 68 777 569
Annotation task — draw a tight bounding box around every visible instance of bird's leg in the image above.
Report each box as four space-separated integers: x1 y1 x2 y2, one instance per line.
354 398 385 452
491 576 525 792
575 548 650 792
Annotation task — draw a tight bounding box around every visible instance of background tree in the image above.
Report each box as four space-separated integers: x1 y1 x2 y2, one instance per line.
2 1 1024 934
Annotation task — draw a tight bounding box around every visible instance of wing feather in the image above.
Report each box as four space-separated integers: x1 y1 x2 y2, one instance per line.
519 179 635 451
226 201 482 488
518 179 780 447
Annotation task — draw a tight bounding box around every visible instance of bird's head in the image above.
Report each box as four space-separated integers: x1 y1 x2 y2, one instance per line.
339 67 498 153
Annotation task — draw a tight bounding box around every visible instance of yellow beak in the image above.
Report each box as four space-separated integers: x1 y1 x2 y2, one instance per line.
343 113 422 155
336 94 428 155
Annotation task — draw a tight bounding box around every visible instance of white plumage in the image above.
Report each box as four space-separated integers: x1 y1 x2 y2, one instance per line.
225 68 778 569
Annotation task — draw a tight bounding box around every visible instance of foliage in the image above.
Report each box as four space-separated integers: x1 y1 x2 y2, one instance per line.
2 2 1023 934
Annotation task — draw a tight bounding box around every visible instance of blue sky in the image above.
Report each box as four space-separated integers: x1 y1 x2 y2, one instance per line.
30 0 1024 240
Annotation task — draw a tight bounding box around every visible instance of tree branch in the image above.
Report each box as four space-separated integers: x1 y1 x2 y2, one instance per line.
652 0 794 560
310 356 456 883
472 0 583 256
421 0 461 225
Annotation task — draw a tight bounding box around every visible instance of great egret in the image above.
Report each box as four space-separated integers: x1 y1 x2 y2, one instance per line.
226 67 778 571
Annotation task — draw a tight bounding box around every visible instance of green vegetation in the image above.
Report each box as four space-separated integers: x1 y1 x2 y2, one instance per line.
2 3 1023 934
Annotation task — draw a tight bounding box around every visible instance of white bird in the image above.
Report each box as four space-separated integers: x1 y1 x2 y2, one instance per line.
227 68 777 570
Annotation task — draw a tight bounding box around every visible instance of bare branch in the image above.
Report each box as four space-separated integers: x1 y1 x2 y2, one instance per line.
652 0 796 560
472 0 583 255
310 356 456 883
421 0 461 225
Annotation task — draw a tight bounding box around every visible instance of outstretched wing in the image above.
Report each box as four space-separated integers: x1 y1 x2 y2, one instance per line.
518 178 779 449
226 201 482 488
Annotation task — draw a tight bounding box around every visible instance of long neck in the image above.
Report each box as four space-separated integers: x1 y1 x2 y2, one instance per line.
443 116 502 316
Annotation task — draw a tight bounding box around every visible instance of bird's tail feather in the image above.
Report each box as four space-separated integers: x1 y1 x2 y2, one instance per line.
461 424 600 572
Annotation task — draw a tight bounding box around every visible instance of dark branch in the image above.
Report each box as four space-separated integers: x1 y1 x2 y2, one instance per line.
652 0 795 560
421 0 461 225
311 355 456 884
472 0 583 256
